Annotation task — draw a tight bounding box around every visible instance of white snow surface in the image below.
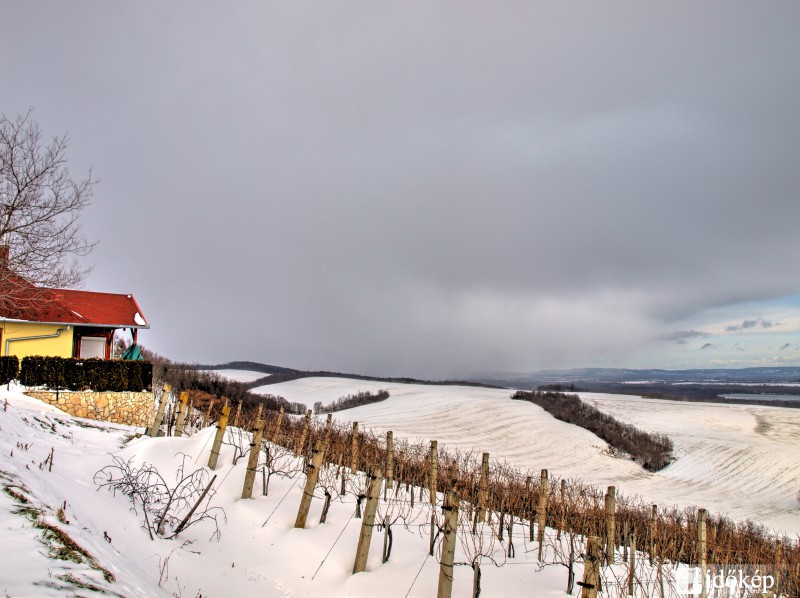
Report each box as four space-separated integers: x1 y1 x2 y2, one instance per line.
0 382 572 597
204 369 271 383
255 377 800 535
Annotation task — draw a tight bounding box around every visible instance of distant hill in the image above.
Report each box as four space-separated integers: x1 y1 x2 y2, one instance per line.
192 361 504 390
474 366 800 388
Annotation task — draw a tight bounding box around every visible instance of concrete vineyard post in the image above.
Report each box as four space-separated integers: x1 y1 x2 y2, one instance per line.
208 402 231 470
384 431 394 500
605 486 616 565
233 400 242 428
352 467 384 574
429 440 438 505
437 491 459 598
295 441 327 529
649 505 657 565
350 422 359 473
204 398 215 429
241 420 265 499
271 406 284 443
627 532 636 596
580 536 602 598
698 508 707 598
297 409 312 454
174 390 189 437
478 452 489 523
148 383 171 437
537 468 548 561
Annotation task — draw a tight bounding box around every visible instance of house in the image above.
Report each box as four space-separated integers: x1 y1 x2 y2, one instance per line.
0 245 149 359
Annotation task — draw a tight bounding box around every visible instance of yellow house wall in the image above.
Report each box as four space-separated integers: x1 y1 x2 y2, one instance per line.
0 322 74 358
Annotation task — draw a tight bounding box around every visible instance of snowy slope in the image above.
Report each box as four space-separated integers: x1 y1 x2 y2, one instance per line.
254 377 800 535
0 383 573 597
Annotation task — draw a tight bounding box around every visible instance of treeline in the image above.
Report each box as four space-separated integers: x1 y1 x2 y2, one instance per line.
555 381 800 408
141 348 306 415
192 361 503 390
314 390 390 413
512 390 674 472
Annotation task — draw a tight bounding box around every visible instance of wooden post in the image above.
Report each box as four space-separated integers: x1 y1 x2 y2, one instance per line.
580 536 602 598
352 467 384 574
558 478 566 540
174 390 189 437
437 491 459 598
627 532 636 596
478 453 489 523
429 440 438 505
697 508 707 598
324 413 332 445
297 409 312 454
148 384 171 437
233 400 242 428
649 505 657 565
204 398 215 429
241 420 265 499
271 406 285 443
384 431 394 500
526 475 534 541
207 403 231 470
295 441 328 528
605 486 616 565
350 422 359 472
775 541 784 594
537 468 548 561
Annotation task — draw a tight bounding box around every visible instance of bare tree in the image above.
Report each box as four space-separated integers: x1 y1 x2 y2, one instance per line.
0 109 97 306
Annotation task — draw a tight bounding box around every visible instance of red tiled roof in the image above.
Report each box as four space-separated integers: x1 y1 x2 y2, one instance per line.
0 268 148 328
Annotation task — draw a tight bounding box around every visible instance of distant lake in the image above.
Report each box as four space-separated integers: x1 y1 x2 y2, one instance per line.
720 393 800 402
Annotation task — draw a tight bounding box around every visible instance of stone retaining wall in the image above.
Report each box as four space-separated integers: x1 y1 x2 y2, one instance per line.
25 390 154 427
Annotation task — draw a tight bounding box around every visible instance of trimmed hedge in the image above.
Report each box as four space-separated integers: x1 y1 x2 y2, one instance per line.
19 356 152 392
0 356 19 385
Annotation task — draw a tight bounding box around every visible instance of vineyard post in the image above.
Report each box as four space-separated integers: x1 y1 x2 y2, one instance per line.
324 413 332 446
241 419 265 499
174 390 189 437
352 467 384 574
558 478 566 540
537 468 548 561
295 441 328 529
148 383 171 437
271 406 285 443
649 505 657 565
429 440 438 505
605 486 616 565
350 422 359 472
437 490 459 598
478 453 489 524
297 409 312 454
204 398 215 429
627 531 636 596
580 536 602 598
233 399 242 428
207 402 231 470
526 475 534 542
698 508 707 598
775 540 784 594
384 431 394 500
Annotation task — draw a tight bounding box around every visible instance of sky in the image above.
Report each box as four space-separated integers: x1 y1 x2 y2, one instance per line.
3 2 800 378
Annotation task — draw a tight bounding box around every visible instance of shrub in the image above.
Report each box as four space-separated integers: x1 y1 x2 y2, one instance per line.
19 356 152 392
0 355 19 384
318 390 390 413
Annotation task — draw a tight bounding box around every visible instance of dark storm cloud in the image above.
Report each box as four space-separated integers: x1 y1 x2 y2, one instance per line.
726 318 780 332
2 2 800 376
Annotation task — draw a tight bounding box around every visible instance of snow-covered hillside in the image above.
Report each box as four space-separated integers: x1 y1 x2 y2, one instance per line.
254 377 800 535
0 383 572 597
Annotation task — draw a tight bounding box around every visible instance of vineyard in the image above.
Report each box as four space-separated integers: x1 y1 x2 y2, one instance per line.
160 385 798 597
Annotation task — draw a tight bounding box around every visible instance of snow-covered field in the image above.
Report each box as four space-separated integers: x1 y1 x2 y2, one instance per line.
0 383 571 597
254 377 800 535
203 369 270 383
2 374 798 596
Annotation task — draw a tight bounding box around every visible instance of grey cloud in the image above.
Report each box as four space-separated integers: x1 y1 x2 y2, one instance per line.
726 318 780 333
780 343 791 350
662 330 710 344
701 343 715 351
